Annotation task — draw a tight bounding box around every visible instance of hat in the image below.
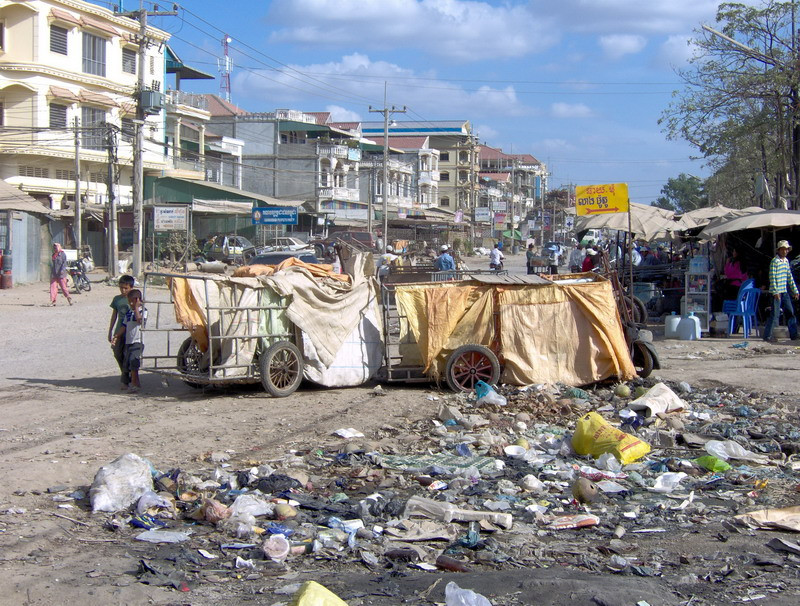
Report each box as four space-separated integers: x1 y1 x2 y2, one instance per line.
440 244 449 252
777 240 792 251
386 245 393 253
586 249 598 256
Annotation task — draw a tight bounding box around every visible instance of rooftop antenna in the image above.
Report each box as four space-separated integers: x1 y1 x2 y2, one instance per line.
218 34 233 102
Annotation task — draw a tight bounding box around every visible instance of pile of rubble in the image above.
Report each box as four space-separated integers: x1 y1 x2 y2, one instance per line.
42 377 800 604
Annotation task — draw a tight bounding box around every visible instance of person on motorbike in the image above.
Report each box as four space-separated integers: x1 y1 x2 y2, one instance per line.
489 243 504 271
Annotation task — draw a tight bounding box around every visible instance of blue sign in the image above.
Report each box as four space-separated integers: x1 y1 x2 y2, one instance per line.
252 207 298 225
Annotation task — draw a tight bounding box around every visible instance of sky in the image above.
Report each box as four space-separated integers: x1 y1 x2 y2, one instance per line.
113 0 729 204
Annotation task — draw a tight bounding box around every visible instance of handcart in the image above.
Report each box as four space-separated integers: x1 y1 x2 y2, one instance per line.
380 268 639 392
141 272 304 397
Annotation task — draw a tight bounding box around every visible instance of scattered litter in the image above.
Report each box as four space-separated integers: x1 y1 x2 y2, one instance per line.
135 530 192 544
332 428 365 439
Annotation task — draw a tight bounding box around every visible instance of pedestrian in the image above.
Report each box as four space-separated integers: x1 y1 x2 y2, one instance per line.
526 243 536 275
377 245 399 281
49 243 72 306
763 240 798 342
582 248 598 272
569 243 585 273
434 244 455 271
723 248 748 300
111 288 147 393
108 275 134 377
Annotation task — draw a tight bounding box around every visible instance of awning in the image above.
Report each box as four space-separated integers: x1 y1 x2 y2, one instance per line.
80 15 120 38
152 177 305 208
165 44 215 80
191 199 253 215
502 229 523 240
48 85 80 103
0 180 52 216
49 8 80 26
80 90 118 107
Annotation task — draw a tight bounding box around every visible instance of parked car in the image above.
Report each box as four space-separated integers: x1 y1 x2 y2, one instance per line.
202 235 257 264
261 237 311 252
249 250 320 265
309 231 376 256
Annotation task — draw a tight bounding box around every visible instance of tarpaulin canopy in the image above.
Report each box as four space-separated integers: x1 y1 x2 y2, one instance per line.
674 205 764 231
574 203 675 240
191 199 253 215
393 274 636 386
698 208 794 239
501 229 522 240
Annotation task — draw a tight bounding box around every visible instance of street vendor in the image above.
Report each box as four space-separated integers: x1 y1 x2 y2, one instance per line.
763 240 798 342
722 248 748 300
582 248 598 272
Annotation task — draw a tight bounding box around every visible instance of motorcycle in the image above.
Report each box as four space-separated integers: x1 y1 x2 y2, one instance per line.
68 258 91 293
489 261 504 271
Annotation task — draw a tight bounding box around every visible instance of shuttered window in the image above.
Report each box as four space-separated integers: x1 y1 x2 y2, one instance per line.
122 48 136 74
49 104 68 129
50 25 68 55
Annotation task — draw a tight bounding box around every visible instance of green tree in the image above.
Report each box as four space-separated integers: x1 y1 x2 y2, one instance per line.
654 174 709 213
660 1 799 208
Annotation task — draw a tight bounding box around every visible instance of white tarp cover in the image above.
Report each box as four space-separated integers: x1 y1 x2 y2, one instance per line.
191 198 253 215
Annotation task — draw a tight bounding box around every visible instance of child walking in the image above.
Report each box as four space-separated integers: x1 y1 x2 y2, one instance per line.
108 275 134 383
111 288 147 393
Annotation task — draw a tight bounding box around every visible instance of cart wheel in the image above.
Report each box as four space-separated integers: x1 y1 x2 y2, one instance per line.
259 341 303 397
625 295 647 324
177 337 205 389
445 344 500 393
631 340 654 378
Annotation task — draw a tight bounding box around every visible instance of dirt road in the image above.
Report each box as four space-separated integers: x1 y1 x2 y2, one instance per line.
1 272 799 605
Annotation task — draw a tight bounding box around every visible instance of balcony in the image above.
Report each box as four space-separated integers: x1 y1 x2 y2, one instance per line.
360 158 410 172
161 156 205 180
165 90 208 111
318 144 361 161
418 170 440 185
318 187 360 202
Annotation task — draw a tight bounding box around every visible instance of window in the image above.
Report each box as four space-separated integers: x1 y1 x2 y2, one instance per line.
49 104 68 129
440 196 450 207
440 171 449 182
0 21 5 51
439 152 449 162
50 25 68 55
19 166 49 178
0 102 4 126
82 32 106 76
81 106 105 150
121 117 135 142
122 48 136 74
55 169 76 181
89 171 105 183
149 55 155 75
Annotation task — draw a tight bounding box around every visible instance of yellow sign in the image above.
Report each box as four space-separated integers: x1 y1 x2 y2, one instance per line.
575 183 629 216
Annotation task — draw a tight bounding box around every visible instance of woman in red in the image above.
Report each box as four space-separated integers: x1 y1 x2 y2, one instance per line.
582 248 598 272
723 248 748 301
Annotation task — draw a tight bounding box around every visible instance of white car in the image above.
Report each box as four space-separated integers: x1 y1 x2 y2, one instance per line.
261 237 311 252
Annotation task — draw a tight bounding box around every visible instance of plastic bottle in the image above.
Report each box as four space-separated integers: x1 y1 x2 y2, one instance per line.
664 312 681 339
688 311 701 339
677 314 697 341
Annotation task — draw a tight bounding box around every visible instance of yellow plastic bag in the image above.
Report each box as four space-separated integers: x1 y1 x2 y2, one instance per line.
289 581 349 606
572 412 650 464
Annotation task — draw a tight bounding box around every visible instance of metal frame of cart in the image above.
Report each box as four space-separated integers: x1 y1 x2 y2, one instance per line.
380 267 510 392
141 271 305 397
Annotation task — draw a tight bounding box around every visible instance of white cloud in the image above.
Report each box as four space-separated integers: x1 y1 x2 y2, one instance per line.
474 124 499 141
550 102 594 119
233 53 532 118
599 34 646 60
658 34 697 67
326 105 362 122
268 0 559 61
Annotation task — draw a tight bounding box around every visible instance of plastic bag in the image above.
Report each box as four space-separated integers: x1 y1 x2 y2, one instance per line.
571 412 650 465
705 440 769 465
651 471 687 493
475 380 507 406
694 455 731 472
289 580 349 606
228 494 275 519
90 453 154 513
445 581 492 606
136 490 173 516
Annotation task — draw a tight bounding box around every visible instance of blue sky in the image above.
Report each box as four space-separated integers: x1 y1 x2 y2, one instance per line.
122 0 726 203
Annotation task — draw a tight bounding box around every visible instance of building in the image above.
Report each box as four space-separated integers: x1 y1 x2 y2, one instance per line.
0 0 169 266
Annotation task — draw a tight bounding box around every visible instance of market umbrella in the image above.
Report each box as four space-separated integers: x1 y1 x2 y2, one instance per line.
698 208 799 239
574 202 675 240
676 205 763 231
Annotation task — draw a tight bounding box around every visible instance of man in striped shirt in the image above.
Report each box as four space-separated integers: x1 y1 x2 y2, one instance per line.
764 240 799 342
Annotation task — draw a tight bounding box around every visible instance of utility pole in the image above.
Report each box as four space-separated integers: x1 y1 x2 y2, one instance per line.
119 2 177 277
73 117 81 252
106 124 119 278
369 84 406 252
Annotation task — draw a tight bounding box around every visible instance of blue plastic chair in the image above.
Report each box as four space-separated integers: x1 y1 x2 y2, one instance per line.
727 287 761 337
722 278 754 316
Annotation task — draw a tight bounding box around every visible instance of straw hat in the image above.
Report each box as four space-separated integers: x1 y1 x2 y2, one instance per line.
777 240 792 251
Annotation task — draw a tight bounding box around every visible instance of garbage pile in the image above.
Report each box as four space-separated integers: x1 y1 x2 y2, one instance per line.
53 377 800 603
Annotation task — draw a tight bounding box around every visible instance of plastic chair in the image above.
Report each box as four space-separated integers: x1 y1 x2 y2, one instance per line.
727 287 761 337
722 278 754 317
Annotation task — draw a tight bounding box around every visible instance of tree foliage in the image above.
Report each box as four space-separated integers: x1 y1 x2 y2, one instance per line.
653 174 709 212
660 1 799 208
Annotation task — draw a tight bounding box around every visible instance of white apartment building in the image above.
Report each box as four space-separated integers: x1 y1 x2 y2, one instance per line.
0 0 168 254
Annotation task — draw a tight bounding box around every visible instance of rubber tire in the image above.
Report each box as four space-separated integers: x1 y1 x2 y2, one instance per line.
632 340 654 378
177 337 205 389
445 344 501 393
80 276 91 292
314 244 325 258
259 341 303 397
625 294 647 325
